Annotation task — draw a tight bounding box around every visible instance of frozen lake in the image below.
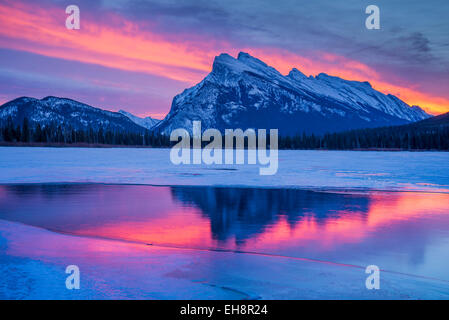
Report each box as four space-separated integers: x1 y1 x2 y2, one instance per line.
0 147 448 192
0 147 448 299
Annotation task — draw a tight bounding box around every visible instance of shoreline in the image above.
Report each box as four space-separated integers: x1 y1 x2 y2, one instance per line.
1 181 449 195
0 143 447 152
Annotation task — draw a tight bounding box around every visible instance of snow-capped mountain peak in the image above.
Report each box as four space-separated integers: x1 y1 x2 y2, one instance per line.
287 68 308 81
154 52 430 136
237 52 278 74
118 110 160 129
0 96 147 133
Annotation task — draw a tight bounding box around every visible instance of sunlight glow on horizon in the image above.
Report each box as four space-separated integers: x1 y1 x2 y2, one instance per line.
0 1 448 117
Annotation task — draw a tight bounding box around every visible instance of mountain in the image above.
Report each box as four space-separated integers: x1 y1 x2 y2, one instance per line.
153 52 430 136
118 110 160 129
0 96 147 133
407 111 449 129
282 112 449 150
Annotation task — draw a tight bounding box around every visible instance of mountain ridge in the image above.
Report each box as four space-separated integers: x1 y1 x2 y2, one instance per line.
0 52 433 138
153 52 430 136
0 96 147 133
118 110 160 129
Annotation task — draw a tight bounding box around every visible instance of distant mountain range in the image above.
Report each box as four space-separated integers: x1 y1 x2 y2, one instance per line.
153 52 430 136
353 110 449 135
0 96 158 133
0 52 434 139
280 111 449 150
118 110 160 129
0 96 446 150
406 111 449 129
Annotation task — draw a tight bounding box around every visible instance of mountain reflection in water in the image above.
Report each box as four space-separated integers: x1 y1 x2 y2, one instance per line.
0 184 448 279
170 186 370 244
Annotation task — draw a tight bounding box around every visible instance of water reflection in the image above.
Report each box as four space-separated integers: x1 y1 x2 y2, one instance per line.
0 184 448 279
170 186 371 244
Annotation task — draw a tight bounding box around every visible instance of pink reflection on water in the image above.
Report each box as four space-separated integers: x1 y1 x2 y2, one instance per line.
66 185 216 248
76 210 214 248
62 188 449 258
241 192 449 253
1 184 449 277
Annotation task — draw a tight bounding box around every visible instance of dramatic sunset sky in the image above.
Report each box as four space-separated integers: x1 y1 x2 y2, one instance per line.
0 0 448 118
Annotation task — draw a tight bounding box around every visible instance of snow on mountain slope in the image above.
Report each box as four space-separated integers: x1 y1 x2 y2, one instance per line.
154 52 430 136
0 96 147 133
118 110 160 129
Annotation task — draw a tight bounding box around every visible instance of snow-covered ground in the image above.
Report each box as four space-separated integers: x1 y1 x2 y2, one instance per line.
0 147 448 192
1 219 448 300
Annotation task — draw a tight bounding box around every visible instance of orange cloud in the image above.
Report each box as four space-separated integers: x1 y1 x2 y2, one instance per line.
0 2 214 83
0 1 447 115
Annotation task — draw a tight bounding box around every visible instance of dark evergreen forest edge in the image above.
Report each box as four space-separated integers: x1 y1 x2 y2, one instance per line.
1 113 448 150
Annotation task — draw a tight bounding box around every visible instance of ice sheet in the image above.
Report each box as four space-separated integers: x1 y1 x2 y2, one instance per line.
0 147 448 192
1 219 448 299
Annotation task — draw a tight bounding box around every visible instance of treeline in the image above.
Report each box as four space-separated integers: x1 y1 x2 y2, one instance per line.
1 116 448 150
0 117 171 147
278 126 449 150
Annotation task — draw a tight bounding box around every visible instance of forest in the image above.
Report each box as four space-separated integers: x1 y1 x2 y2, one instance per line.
0 117 170 147
1 116 448 150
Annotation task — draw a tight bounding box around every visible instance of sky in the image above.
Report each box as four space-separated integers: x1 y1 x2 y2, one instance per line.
0 0 448 118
